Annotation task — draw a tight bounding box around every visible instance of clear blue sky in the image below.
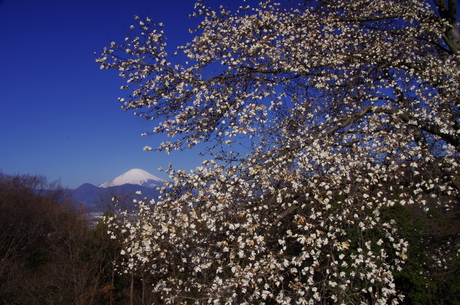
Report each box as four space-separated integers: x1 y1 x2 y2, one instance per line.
0 0 249 188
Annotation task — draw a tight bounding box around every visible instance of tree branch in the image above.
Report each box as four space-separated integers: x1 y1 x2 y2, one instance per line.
277 105 460 161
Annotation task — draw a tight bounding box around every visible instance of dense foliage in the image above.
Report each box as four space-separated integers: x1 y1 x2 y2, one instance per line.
98 0 460 304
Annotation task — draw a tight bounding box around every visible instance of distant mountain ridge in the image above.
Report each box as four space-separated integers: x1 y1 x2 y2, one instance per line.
71 169 166 213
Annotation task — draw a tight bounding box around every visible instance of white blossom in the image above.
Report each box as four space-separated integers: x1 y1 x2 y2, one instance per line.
98 0 460 303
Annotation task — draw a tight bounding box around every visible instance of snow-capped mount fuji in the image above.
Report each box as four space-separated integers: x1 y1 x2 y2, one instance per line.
99 168 166 188
71 169 165 213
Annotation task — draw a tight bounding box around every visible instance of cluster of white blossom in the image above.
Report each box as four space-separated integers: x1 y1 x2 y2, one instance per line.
99 0 459 303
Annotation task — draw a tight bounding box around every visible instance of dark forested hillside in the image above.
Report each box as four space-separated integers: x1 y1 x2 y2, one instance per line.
0 172 159 304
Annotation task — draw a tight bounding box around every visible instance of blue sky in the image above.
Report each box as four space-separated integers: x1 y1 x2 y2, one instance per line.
0 0 247 188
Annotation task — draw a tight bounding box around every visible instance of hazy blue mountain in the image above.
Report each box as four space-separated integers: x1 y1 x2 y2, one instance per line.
71 169 165 212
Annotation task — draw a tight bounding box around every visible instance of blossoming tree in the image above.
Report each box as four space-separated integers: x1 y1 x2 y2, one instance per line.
98 0 459 303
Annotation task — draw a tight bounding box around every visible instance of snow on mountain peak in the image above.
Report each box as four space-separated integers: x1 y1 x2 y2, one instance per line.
99 168 166 188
